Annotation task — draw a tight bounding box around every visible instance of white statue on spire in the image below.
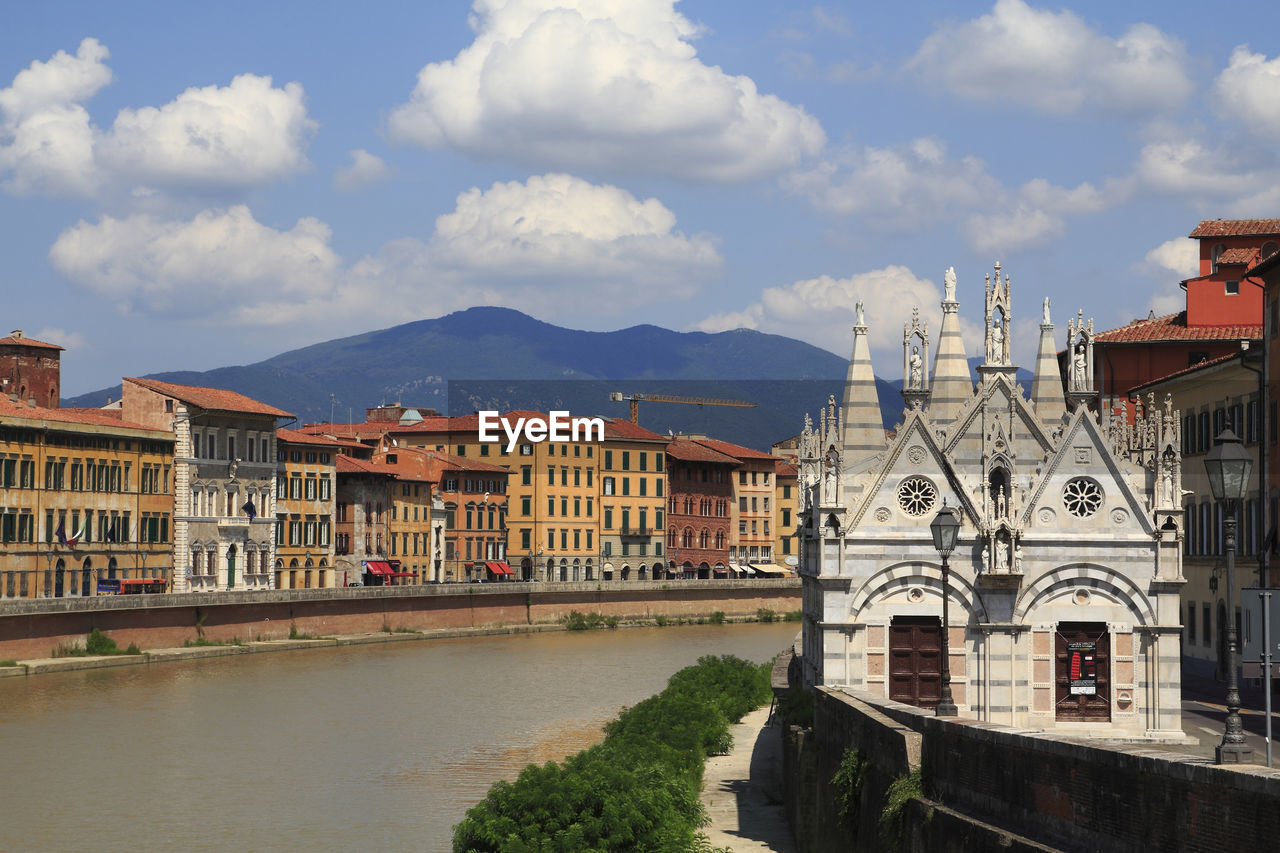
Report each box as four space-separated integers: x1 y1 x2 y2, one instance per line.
855 300 865 326
1042 297 1050 325
944 267 956 302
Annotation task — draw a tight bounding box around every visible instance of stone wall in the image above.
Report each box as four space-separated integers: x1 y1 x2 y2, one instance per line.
783 686 1280 852
0 578 799 659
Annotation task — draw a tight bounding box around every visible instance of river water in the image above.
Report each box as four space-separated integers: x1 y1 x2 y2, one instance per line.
0 622 798 852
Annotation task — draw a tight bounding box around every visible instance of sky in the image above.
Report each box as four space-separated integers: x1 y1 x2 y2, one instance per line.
4 0 1279 396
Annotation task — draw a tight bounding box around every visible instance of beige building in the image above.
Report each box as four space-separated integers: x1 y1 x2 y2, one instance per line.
275 428 345 589
774 460 798 571
1133 352 1263 679
697 438 781 574
121 378 290 593
599 418 667 581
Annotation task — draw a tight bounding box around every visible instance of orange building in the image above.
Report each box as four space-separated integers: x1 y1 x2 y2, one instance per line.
274 428 350 589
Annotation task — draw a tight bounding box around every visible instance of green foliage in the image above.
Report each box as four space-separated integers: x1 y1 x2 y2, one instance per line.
653 615 670 627
0 659 18 667
125 643 142 655
708 611 725 625
832 749 868 833
879 769 922 852
604 616 619 629
783 610 802 622
564 611 609 631
452 654 773 853
756 608 777 623
85 628 120 655
289 623 322 640
391 626 418 634
183 637 242 647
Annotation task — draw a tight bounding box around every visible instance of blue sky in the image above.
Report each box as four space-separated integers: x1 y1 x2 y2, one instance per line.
3 0 1278 395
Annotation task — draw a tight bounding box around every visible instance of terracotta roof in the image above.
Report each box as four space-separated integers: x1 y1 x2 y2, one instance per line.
666 437 740 465
0 334 63 350
692 437 778 461
776 461 798 477
276 427 365 450
1092 312 1262 344
336 455 390 475
125 377 292 418
1190 219 1280 238
1131 352 1241 392
1215 247 1259 266
0 398 167 434
599 417 666 442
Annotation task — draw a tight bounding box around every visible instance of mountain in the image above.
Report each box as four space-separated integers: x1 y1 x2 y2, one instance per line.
63 307 1029 450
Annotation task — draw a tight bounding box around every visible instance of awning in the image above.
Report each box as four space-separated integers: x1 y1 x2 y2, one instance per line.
365 561 393 575
387 571 416 578
751 563 788 578
739 566 756 576
712 567 729 575
485 561 512 575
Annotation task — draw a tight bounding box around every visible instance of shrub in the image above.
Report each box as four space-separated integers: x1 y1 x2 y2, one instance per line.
0 659 18 667
879 769 922 852
604 616 619 629
289 623 323 640
85 628 120 655
125 643 142 655
756 608 777 623
452 654 773 852
832 748 868 832
708 611 725 625
777 685 814 729
783 610 802 622
653 615 670 627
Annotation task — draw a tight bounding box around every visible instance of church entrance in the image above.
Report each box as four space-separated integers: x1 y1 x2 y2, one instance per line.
1055 622 1110 721
889 616 942 709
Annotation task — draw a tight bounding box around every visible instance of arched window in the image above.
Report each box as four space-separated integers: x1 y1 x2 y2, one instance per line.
667 527 677 547
682 527 693 548
699 528 709 548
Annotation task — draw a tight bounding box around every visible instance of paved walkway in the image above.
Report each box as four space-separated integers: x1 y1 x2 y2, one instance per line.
701 705 797 852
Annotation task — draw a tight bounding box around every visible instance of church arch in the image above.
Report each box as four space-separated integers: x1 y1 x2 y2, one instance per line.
1012 563 1156 625
848 561 989 624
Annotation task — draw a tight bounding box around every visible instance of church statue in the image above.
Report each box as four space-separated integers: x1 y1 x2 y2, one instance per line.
989 320 1005 364
909 346 923 388
995 539 1009 572
1042 297 1050 325
1071 344 1088 390
944 266 957 302
823 449 838 503
981 545 989 571
855 300 865 326
1013 544 1023 573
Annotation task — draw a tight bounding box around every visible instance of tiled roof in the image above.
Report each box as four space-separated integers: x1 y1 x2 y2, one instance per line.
1215 247 1259 266
336 455 390 475
379 447 510 481
1131 352 1240 391
693 437 778 461
0 334 63 350
1190 219 1280 238
276 427 365 450
125 377 292 418
776 461 798 477
0 398 167 433
666 438 740 465
600 417 666 442
1092 312 1262 343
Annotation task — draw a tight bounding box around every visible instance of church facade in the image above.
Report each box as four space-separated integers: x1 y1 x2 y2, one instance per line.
797 264 1186 739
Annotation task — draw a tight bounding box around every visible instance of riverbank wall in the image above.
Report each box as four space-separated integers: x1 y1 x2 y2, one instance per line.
0 578 798 661
781 685 1280 853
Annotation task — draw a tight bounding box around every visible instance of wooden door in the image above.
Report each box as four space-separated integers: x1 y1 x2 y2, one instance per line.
1055 622 1110 721
889 616 942 708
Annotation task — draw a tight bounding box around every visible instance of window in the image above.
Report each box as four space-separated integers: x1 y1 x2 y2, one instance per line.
521 529 531 549
1226 280 1240 296
520 443 533 455
605 450 613 469
739 471 746 485
621 478 630 496
547 467 555 485
1246 400 1261 444
1203 603 1212 647
521 496 531 516
522 466 532 485
603 476 615 496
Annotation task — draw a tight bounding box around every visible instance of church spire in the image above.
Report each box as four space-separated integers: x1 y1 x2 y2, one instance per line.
1030 297 1066 425
841 301 886 460
928 266 973 422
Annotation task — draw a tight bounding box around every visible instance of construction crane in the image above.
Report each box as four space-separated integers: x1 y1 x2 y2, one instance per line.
608 392 756 425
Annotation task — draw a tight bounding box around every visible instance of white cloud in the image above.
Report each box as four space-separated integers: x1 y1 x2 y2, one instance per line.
0 39 314 198
387 0 825 181
1213 46 1280 137
908 0 1191 117
1133 137 1259 198
787 137 1128 253
333 149 392 191
48 206 342 323
30 327 88 353
1141 236 1199 279
50 174 722 328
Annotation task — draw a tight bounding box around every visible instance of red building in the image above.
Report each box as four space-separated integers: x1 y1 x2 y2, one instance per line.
665 436 737 578
1083 219 1275 414
0 330 63 409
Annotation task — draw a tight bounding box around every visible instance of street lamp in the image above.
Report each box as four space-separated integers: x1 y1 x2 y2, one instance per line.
930 501 961 717
1204 428 1253 764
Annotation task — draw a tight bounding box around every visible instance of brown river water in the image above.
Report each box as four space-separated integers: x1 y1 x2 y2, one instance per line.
0 622 799 852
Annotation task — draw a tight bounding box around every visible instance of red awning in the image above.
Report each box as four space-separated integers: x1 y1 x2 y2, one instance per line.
485 561 512 575
365 561 393 575
387 572 416 578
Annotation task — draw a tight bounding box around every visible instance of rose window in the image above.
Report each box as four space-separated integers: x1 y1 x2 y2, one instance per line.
1062 477 1103 518
897 476 938 517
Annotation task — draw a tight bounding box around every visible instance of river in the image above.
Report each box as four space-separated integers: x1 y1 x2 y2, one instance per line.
0 622 799 851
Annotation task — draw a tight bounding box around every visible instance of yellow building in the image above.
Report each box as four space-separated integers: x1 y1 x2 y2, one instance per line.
0 396 174 598
774 460 798 571
599 418 667 581
274 428 346 589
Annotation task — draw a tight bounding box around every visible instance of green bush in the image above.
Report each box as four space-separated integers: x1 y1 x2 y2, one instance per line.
708 611 725 625
783 610 802 622
0 659 18 667
604 616 619 629
832 748 868 832
125 643 142 655
776 686 814 729
653 614 670 627
452 654 772 852
756 608 777 623
85 628 120 655
565 610 609 631
879 769 922 852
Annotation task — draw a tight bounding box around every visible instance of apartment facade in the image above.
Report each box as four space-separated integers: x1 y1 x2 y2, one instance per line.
121 377 288 593
599 418 667 581
665 436 736 578
697 438 781 573
274 428 342 589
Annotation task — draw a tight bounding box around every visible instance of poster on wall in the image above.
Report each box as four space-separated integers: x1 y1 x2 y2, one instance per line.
1068 641 1098 695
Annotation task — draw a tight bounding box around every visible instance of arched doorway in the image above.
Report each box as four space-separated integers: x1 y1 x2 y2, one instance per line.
584 559 593 581
289 558 299 590
54 558 66 597
572 558 581 581
226 544 237 589
318 558 328 589
621 565 631 581
81 557 92 597
559 558 568 582
304 556 314 589
545 559 555 582
107 557 118 580
521 557 532 581
275 558 284 590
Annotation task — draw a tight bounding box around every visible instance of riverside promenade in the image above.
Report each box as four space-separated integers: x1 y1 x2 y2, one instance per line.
701 704 797 852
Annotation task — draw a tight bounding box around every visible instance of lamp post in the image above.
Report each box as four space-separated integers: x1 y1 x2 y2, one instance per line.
1204 428 1254 764
930 501 961 717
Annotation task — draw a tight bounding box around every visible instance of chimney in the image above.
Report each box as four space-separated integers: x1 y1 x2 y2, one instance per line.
10 329 21 339
27 397 37 407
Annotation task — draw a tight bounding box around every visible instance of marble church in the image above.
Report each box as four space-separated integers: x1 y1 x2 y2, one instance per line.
796 263 1186 738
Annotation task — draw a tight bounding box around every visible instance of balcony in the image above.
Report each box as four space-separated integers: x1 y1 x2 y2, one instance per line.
619 527 655 537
